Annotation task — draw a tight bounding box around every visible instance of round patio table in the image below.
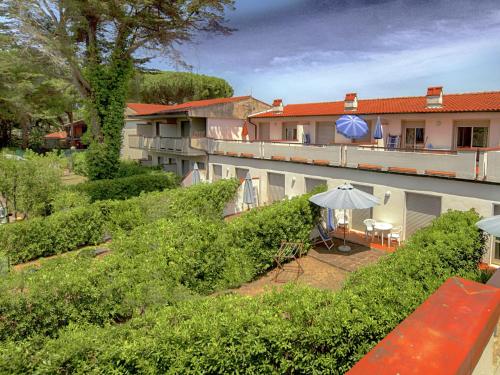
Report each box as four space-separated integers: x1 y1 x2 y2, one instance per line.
374 222 393 246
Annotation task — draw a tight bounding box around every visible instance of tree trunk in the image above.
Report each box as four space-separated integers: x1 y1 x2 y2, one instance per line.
20 116 29 149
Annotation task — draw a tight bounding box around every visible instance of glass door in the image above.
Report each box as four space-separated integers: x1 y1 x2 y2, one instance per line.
456 126 488 148
405 127 425 149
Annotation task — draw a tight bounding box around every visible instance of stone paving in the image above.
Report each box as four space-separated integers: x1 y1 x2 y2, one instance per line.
234 240 386 297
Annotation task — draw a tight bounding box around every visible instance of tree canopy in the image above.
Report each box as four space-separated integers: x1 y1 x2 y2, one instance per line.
130 71 234 105
2 0 234 179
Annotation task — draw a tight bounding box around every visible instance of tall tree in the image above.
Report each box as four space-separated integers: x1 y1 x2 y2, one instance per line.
3 1 234 179
130 71 234 104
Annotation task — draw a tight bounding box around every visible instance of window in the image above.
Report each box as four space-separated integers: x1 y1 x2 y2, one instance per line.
235 168 249 181
283 122 298 141
197 162 205 170
155 122 160 137
457 126 488 148
405 127 425 148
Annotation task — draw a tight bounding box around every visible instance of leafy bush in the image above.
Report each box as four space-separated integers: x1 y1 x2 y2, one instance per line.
50 190 91 213
70 151 88 176
70 172 179 202
0 179 239 265
0 187 313 343
0 210 484 374
115 160 161 178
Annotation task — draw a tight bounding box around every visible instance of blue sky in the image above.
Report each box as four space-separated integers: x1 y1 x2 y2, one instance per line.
150 0 500 104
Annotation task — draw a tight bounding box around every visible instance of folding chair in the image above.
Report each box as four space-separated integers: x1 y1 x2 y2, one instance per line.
315 224 335 250
273 241 304 282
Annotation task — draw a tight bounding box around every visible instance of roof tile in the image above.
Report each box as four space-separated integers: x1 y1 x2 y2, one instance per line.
251 91 500 118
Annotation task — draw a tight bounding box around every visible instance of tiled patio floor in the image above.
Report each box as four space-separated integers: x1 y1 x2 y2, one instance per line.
233 240 386 296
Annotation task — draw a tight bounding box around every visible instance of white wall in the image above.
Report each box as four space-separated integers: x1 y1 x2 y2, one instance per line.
207 118 247 140
254 112 500 150
208 155 500 265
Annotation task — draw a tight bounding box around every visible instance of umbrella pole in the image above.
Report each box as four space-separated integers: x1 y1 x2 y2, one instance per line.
343 209 347 246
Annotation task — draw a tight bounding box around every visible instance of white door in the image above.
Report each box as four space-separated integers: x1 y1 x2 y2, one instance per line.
405 193 441 238
316 122 335 145
351 184 374 231
268 173 285 203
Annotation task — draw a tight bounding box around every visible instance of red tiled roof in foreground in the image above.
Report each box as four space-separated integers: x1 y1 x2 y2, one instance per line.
44 131 67 139
250 91 500 118
128 96 252 116
347 277 500 375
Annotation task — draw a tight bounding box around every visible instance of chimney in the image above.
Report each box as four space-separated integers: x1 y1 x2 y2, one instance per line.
426 86 443 108
272 98 283 112
344 93 358 111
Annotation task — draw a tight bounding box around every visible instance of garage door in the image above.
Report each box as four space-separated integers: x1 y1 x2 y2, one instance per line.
212 165 222 181
351 184 374 231
305 178 327 193
316 122 335 145
405 193 442 237
268 173 285 203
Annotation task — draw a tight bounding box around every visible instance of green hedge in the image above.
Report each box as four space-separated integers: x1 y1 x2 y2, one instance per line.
70 172 179 202
0 179 239 265
0 189 316 344
0 210 484 374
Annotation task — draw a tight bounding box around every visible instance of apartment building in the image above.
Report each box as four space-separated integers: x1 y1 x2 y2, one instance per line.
123 96 270 176
203 87 500 265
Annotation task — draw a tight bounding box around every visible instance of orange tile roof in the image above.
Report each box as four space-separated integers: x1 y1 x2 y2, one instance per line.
250 91 500 118
127 103 171 115
127 96 252 116
44 131 67 139
153 96 251 114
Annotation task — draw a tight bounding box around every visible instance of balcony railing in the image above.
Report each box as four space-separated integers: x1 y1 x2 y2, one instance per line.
344 145 478 180
129 135 205 156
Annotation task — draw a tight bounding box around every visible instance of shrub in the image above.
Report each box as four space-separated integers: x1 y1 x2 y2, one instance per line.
0 179 239 265
70 172 179 202
0 185 313 343
50 190 91 213
115 160 161 178
1 210 484 374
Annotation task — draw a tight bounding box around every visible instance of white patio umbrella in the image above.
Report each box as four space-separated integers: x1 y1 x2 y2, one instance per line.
476 216 500 237
192 162 201 185
242 172 256 210
309 183 380 252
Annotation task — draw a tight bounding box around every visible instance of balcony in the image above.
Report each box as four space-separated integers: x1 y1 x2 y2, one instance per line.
344 145 478 180
128 135 205 157
207 140 343 166
205 138 500 182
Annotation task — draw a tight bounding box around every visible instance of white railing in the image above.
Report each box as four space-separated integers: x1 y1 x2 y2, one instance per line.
485 150 500 183
262 142 343 165
344 145 478 180
129 135 202 155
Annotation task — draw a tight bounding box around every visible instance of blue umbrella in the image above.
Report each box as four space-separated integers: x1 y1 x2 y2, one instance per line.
192 162 201 185
242 172 256 206
476 216 500 237
374 116 383 140
335 115 369 139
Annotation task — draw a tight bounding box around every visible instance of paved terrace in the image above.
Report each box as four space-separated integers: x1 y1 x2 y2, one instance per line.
234 240 385 296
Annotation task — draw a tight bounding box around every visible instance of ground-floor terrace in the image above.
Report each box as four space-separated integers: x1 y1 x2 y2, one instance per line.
210 154 500 266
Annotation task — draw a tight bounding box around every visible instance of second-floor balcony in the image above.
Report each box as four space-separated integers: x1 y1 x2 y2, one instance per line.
204 139 500 183
129 135 205 157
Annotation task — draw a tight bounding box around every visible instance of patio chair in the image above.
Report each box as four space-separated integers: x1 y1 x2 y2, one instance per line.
273 241 304 282
314 223 335 250
386 134 400 150
363 219 377 239
388 225 402 246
